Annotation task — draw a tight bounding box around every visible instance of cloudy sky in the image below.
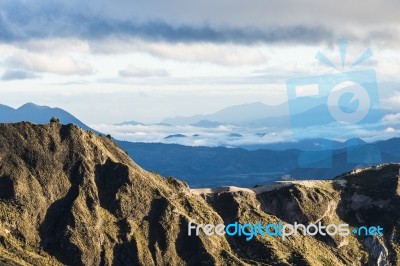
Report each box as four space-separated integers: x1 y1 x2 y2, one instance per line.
1 0 400 124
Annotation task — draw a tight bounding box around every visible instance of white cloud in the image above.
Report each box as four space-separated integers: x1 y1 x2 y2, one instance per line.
144 42 266 65
375 57 400 81
382 113 400 124
381 94 400 112
6 52 94 76
90 39 266 65
385 127 396 133
119 65 169 78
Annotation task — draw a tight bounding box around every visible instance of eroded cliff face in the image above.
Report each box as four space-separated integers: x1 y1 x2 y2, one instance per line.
0 123 399 265
203 165 400 266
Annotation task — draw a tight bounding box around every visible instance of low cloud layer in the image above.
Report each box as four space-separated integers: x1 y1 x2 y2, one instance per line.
90 123 288 147
91 121 399 148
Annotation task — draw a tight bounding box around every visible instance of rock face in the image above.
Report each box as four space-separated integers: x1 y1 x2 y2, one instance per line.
0 122 399 265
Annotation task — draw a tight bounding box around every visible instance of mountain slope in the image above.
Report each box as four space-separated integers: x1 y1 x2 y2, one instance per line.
0 122 244 265
0 123 399 265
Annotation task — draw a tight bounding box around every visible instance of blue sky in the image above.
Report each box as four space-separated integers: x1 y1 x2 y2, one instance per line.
1 0 400 124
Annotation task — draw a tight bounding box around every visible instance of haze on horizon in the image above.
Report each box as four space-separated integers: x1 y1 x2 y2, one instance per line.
1 0 400 124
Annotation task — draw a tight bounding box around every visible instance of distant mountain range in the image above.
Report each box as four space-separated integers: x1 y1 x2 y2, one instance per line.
164 134 187 139
119 101 285 128
0 102 398 188
161 101 288 126
161 99 388 129
118 138 400 187
0 103 94 132
114 120 144 126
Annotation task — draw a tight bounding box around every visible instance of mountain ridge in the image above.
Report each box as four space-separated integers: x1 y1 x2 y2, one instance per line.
0 122 241 265
161 101 288 126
